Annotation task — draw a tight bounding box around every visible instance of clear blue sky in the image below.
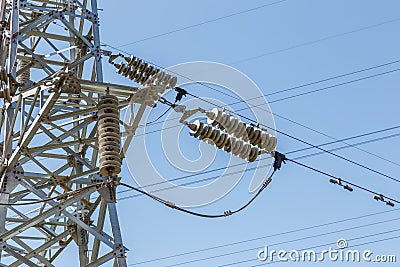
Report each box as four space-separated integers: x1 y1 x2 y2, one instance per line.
64 0 400 266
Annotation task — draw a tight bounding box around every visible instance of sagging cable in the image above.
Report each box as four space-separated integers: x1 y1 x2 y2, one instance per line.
286 158 398 207
119 154 284 218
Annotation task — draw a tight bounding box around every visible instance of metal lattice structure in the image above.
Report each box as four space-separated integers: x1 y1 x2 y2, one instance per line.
0 1 172 266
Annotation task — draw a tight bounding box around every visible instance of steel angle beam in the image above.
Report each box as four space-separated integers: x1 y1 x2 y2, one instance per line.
0 1 144 266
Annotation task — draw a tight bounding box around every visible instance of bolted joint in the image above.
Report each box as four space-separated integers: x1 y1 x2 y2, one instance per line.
67 154 75 167
114 245 127 259
97 182 117 203
0 165 23 193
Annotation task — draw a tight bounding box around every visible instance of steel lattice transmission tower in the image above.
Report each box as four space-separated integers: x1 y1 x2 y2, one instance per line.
0 0 172 266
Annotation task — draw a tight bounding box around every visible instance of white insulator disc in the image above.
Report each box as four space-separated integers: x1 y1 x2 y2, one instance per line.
207 127 218 143
223 137 232 152
190 120 203 138
169 76 178 88
218 112 228 129
199 125 212 139
232 121 245 138
226 116 239 133
264 135 277 152
210 128 221 144
239 143 251 159
252 129 262 146
116 64 126 74
260 131 269 149
206 107 221 125
246 125 255 140
229 138 239 155
216 133 227 148
248 147 259 162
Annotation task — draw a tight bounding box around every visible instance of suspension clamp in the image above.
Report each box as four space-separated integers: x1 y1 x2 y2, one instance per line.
329 178 353 192
373 194 395 207
273 151 286 171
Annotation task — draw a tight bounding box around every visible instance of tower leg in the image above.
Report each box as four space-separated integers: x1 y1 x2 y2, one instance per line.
76 161 89 267
0 193 8 261
108 203 127 267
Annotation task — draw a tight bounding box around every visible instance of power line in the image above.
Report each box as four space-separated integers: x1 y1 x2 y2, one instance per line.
130 215 400 266
294 132 400 161
145 106 172 125
230 17 400 65
167 223 400 267
115 0 288 47
224 229 400 267
182 66 400 168
134 58 399 131
183 66 400 107
118 164 269 201
103 18 400 110
119 151 400 216
105 36 400 173
104 44 400 110
186 91 400 184
127 208 399 265
120 169 275 219
117 160 260 196
120 153 400 207
105 38 400 217
287 125 400 155
268 68 400 104
145 92 183 125
276 120 400 168
140 62 400 142
115 52 400 169
230 59 400 104
137 91 400 173
129 60 400 168
137 118 400 168
137 58 400 129
134 107 400 172
106 7 400 67
121 146 399 263
161 63 400 186
118 57 400 173
178 63 400 106
0 183 104 206
286 157 399 204
105 6 400 266
118 152 400 263
118 128 400 200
